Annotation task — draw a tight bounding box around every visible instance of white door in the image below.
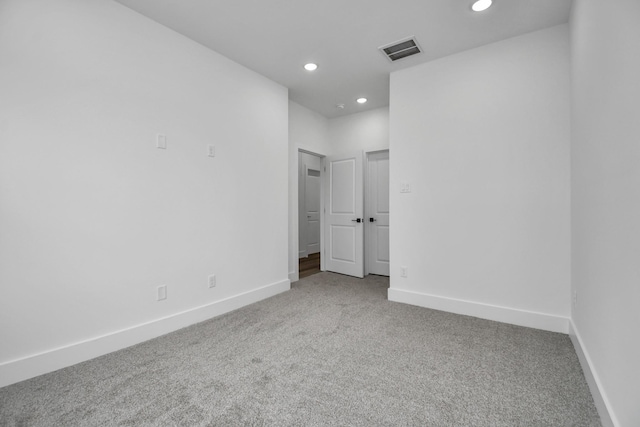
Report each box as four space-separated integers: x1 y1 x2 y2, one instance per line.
366 151 390 276
325 152 364 278
305 166 321 254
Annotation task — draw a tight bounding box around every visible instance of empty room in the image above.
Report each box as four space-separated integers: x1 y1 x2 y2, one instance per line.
0 0 638 426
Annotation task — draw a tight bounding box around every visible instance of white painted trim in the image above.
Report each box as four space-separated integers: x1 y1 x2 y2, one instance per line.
388 288 569 333
289 271 299 283
0 279 290 388
569 320 617 427
319 156 326 273
365 148 392 156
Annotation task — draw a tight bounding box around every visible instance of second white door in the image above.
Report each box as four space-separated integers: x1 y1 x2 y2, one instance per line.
366 151 390 276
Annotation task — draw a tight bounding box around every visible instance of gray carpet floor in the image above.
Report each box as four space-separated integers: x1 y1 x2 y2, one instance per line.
0 272 600 426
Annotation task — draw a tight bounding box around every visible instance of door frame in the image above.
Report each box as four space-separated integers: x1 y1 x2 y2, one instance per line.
298 151 308 259
297 148 326 275
364 149 390 276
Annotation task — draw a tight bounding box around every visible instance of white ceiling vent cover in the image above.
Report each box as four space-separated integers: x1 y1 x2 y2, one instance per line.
379 37 422 62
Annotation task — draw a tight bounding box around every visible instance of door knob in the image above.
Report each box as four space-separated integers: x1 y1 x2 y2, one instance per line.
351 218 362 223
369 218 377 222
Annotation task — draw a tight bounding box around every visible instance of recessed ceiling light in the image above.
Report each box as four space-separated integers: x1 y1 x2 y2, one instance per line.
304 63 318 71
356 98 367 104
472 0 492 12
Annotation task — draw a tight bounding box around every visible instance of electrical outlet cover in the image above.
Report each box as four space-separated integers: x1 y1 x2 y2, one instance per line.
156 134 167 149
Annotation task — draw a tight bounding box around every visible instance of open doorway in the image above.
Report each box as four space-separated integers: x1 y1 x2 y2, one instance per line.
322 150 390 279
298 150 323 278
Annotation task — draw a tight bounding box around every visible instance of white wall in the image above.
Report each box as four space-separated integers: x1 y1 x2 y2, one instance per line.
388 25 571 333
328 107 389 157
289 101 330 156
0 0 289 387
571 1 640 425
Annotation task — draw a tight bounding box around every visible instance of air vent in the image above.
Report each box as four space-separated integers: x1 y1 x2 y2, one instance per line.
379 37 422 62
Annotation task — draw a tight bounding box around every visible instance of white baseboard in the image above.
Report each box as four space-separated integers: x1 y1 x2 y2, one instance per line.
388 288 569 333
569 320 617 427
0 279 290 389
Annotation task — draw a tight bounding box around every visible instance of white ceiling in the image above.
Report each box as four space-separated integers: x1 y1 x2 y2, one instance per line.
114 0 572 118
